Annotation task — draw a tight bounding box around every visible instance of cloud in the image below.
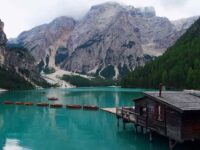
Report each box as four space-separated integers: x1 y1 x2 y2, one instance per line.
0 0 199 38
158 0 188 9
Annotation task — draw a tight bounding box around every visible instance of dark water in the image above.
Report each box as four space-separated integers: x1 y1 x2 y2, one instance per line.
0 87 188 150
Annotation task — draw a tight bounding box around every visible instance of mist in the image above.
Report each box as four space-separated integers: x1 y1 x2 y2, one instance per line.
0 0 199 38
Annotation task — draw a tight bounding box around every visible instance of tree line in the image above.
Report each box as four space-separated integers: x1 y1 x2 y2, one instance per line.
121 18 200 90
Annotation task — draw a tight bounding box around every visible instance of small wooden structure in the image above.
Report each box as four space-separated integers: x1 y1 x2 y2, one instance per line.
116 90 200 149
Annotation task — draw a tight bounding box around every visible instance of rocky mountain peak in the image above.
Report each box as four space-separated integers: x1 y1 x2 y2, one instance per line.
89 2 156 18
90 2 123 10
50 16 76 29
86 2 124 23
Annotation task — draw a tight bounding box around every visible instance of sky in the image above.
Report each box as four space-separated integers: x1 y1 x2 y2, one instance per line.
0 0 199 38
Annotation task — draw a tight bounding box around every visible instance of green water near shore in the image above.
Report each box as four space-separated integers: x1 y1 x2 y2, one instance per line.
0 87 188 150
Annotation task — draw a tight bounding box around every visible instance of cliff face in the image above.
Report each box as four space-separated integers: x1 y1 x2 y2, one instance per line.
0 19 49 89
0 20 7 46
172 16 199 31
14 2 198 79
16 17 76 65
63 3 145 78
0 19 7 65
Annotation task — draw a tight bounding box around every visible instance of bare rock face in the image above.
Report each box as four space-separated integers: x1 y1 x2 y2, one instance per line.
61 3 145 78
14 2 198 79
172 16 199 31
137 17 178 56
16 17 76 64
0 19 49 88
60 2 196 78
0 19 7 65
0 19 7 45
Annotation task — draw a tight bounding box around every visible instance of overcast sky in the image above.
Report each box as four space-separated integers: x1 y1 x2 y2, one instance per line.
0 0 199 38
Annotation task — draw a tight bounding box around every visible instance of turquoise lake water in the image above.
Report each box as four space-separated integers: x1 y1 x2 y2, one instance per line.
0 87 188 150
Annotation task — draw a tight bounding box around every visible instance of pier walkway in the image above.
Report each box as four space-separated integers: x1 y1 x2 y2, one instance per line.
100 108 116 114
101 106 138 128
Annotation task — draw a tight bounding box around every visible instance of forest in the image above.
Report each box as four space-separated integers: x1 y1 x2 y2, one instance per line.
121 18 200 90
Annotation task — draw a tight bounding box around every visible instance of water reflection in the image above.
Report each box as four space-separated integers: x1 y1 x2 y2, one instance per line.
3 139 31 150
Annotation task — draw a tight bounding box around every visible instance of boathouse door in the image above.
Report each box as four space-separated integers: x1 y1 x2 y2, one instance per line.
147 101 166 135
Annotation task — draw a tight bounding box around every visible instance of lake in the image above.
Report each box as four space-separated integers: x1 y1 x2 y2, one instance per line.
0 87 183 150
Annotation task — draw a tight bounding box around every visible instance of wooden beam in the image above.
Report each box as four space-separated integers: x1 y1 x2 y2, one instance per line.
123 121 126 130
169 139 177 150
135 125 138 135
117 118 119 128
149 130 153 142
141 126 144 134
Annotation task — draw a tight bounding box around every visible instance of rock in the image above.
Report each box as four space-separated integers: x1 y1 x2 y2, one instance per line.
0 19 7 46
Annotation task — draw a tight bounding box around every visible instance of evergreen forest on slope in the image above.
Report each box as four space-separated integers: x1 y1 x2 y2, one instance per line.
122 18 200 90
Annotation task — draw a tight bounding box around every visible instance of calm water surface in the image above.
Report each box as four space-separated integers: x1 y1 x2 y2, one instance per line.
0 87 184 150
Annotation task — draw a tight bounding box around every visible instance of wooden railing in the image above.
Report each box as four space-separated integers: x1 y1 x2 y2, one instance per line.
116 107 167 136
116 107 141 123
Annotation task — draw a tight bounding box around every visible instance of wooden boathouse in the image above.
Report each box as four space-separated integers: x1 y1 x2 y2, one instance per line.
116 88 200 149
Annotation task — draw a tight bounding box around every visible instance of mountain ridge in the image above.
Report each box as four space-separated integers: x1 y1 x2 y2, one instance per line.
13 2 198 79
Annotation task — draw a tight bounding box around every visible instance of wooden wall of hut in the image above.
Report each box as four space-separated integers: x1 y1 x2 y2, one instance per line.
182 111 200 140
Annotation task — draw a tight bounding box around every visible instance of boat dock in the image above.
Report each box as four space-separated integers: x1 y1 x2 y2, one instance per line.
101 106 135 115
101 106 137 129
100 107 117 114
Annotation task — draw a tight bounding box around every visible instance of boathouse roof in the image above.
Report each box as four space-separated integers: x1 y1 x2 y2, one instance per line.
143 91 200 112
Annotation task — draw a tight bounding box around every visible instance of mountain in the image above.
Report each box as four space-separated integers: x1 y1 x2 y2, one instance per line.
16 17 76 68
121 17 200 90
0 19 50 89
14 2 198 79
172 16 199 31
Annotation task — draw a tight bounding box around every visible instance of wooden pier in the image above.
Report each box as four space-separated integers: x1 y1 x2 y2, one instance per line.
101 107 137 129
100 108 117 114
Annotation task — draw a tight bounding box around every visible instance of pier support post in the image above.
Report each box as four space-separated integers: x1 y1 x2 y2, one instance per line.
141 126 144 134
123 121 126 130
169 139 177 150
149 130 153 142
117 118 119 128
135 125 138 135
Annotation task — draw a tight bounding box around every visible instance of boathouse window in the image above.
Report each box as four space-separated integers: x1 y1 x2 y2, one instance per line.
157 105 164 121
153 104 165 121
139 106 147 116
